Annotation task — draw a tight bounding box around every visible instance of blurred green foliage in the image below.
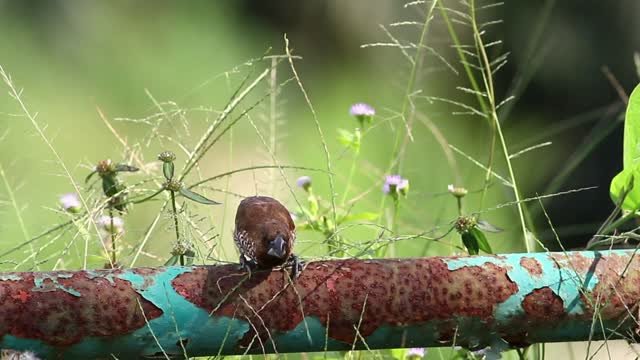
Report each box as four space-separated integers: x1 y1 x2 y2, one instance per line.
0 1 607 359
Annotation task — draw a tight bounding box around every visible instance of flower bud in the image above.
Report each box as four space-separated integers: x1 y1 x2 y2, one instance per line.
296 176 312 192
59 193 81 213
448 184 468 198
158 151 176 163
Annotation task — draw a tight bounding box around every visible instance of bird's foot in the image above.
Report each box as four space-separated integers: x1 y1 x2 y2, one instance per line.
239 256 257 275
285 254 304 279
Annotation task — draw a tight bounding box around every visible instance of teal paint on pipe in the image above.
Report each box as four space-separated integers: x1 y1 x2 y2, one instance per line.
0 250 638 358
115 266 251 357
442 251 603 321
33 273 82 297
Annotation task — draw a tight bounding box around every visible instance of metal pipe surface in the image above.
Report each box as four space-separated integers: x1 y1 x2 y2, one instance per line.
1 250 639 359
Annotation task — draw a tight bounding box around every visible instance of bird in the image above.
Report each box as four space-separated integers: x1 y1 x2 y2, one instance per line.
233 196 302 278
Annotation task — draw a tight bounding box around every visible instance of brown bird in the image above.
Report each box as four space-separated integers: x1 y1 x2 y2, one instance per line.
233 196 302 277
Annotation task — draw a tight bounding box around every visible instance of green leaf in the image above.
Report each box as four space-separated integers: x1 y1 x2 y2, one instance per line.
295 222 314 231
85 170 97 183
184 249 196 266
389 348 406 359
610 166 640 212
321 215 335 232
610 84 640 212
461 232 479 255
112 194 128 213
476 219 503 233
164 255 180 266
114 164 139 173
337 212 379 225
471 227 493 254
163 162 175 180
130 187 165 204
624 84 640 169
101 176 118 197
307 194 319 217
337 128 361 152
179 188 221 205
86 254 109 264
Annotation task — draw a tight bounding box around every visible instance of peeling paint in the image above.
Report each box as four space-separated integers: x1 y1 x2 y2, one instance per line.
0 274 22 281
0 250 638 358
0 270 163 347
172 257 518 349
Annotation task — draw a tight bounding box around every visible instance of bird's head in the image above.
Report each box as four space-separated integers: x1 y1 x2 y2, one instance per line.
261 221 292 260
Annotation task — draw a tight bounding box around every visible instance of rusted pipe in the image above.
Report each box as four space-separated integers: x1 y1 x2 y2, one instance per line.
1 250 639 359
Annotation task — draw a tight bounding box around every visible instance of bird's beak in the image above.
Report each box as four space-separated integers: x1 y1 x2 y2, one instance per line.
267 235 286 259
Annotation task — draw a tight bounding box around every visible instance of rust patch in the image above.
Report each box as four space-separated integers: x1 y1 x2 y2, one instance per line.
581 253 640 318
172 258 518 349
520 257 543 277
547 252 640 318
522 287 565 320
0 270 162 346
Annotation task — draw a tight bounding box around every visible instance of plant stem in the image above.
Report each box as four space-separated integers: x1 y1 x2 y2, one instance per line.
601 212 635 236
437 1 496 211
379 197 400 258
169 191 183 266
470 0 530 251
390 198 400 257
341 149 360 205
375 0 436 243
109 208 117 266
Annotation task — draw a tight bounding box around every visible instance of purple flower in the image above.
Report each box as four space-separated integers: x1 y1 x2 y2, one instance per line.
350 103 375 127
296 176 312 191
405 348 426 359
383 175 409 196
97 215 124 234
59 193 81 213
349 103 375 117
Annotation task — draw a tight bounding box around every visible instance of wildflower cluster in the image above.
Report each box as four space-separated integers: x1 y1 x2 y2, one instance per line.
59 151 223 268
293 175 378 256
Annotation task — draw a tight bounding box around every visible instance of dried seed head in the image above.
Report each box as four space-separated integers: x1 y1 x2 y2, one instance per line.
158 151 176 163
163 180 184 192
455 215 477 234
95 159 115 176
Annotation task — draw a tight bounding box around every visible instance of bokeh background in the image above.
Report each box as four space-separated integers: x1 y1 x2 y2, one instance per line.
1 0 640 359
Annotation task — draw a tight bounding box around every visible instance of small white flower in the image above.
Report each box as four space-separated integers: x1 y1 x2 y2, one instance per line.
296 176 312 191
97 215 124 234
59 193 81 213
447 184 468 198
405 348 426 359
